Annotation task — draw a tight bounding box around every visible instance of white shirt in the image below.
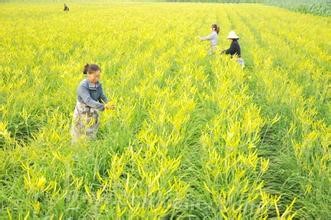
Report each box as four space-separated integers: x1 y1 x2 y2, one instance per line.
201 30 218 47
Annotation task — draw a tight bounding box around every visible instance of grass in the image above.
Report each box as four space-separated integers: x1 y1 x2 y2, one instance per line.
0 2 330 219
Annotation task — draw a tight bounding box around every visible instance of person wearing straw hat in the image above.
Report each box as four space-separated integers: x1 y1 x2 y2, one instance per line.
222 31 245 68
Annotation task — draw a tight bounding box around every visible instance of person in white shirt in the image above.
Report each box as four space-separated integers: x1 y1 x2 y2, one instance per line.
199 24 220 54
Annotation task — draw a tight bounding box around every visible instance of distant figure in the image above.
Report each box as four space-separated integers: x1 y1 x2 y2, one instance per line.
222 31 245 68
199 24 220 54
64 3 69 12
71 64 114 143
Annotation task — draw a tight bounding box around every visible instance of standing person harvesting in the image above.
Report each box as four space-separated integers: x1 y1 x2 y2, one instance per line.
221 31 245 68
199 24 220 54
64 3 69 12
71 64 114 142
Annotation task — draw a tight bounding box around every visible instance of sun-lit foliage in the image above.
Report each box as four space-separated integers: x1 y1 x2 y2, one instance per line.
0 2 330 219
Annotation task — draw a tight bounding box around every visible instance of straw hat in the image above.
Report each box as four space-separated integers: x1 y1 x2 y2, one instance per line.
227 31 239 39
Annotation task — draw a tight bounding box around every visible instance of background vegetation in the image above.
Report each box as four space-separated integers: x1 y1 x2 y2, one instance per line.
0 2 330 219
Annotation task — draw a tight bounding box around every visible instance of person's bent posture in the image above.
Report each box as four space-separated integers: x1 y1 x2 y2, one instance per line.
71 64 114 142
222 31 245 68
